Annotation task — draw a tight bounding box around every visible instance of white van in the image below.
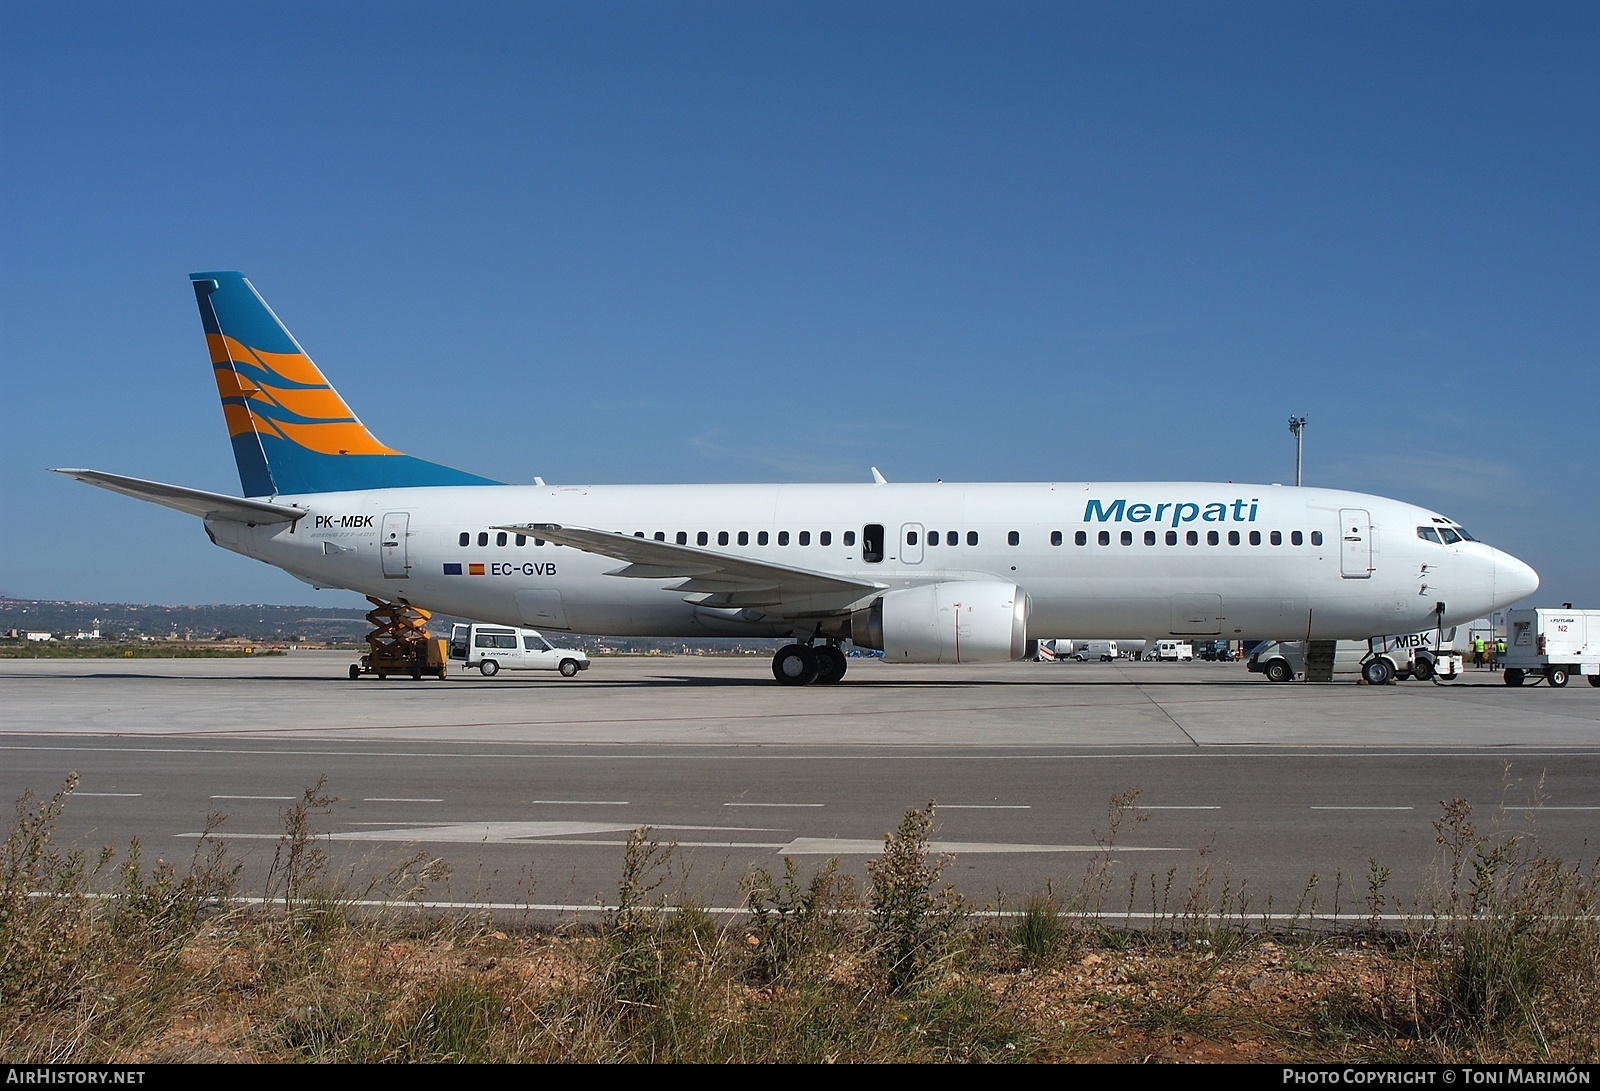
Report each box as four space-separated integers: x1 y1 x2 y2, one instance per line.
1151 640 1194 661
448 623 591 678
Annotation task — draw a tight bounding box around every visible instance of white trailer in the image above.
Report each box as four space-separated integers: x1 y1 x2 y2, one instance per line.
1501 609 1600 688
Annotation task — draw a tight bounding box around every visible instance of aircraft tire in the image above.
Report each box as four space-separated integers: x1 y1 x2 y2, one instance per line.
1547 667 1569 688
813 645 848 684
1504 668 1524 686
772 644 819 686
1362 658 1394 686
480 660 499 677
559 659 580 678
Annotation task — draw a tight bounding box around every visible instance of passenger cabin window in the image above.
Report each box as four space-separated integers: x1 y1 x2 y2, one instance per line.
1051 530 1063 546
758 531 769 546
1250 531 1261 546
1270 531 1282 546
697 531 709 546
1008 530 1020 546
820 531 832 546
799 531 811 546
718 531 729 546
1228 531 1239 545
1166 530 1178 545
1145 531 1157 546
843 530 856 547
906 530 918 546
967 531 978 546
863 524 884 563
676 532 688 545
497 532 508 546
778 531 790 546
1291 531 1303 546
459 532 469 547
738 531 749 546
477 532 488 547
653 532 664 541
1207 530 1219 545
926 531 938 547
1074 531 1087 546
1098 530 1110 546
1121 530 1133 546
946 531 957 546
1186 530 1199 545
1311 531 1323 546
516 534 527 546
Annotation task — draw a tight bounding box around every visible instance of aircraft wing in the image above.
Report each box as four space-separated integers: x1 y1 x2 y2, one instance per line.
496 522 882 613
53 469 305 524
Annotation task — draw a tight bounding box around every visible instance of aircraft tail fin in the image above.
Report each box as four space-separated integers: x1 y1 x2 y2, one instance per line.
191 271 499 497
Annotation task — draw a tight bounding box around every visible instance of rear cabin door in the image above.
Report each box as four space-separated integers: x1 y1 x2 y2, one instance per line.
1339 508 1372 579
381 512 410 578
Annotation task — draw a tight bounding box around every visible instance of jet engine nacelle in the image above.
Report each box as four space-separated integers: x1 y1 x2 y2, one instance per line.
851 581 1030 664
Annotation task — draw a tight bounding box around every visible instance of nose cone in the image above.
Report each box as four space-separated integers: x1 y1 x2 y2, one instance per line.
1494 550 1540 608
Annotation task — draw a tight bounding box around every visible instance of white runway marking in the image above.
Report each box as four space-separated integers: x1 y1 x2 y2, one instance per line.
939 804 1031 809
1141 805 1220 810
77 792 141 797
210 794 294 800
1310 805 1414 811
528 799 629 805
363 797 443 802
779 838 1182 856
723 802 824 808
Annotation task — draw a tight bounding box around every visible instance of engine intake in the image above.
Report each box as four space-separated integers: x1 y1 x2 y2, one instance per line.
851 581 1029 664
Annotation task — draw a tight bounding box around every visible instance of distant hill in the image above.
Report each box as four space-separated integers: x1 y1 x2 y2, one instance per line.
0 598 373 643
0 598 782 655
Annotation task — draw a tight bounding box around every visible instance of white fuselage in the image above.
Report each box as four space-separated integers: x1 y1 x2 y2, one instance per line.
206 480 1537 644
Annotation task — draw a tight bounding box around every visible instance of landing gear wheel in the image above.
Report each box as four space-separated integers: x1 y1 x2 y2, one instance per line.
1412 657 1435 682
813 645 848 684
772 644 819 686
1264 660 1293 683
1504 668 1524 686
480 660 500 677
1547 667 1569 688
559 659 580 678
1362 658 1394 686
349 664 361 680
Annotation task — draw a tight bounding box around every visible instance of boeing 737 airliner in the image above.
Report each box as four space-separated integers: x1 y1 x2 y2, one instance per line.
58 272 1540 685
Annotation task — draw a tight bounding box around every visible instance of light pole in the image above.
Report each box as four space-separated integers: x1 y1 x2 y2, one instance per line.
1288 416 1306 486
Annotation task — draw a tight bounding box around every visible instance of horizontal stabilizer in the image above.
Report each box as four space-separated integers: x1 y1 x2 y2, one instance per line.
53 469 305 524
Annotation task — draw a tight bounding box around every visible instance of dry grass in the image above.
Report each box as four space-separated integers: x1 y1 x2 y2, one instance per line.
3 778 1596 1064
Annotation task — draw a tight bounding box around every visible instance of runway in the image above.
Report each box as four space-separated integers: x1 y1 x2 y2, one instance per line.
3 652 1596 922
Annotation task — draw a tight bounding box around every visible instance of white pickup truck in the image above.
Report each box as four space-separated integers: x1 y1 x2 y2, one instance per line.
447 623 591 678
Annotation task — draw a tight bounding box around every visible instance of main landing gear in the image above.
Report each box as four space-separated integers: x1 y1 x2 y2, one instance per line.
772 642 848 686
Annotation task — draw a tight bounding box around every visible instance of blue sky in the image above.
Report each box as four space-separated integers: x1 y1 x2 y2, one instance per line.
2 1 1595 610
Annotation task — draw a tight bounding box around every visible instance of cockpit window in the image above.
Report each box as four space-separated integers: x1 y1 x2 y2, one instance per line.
1439 527 1462 545
1454 526 1475 541
1417 527 1442 544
